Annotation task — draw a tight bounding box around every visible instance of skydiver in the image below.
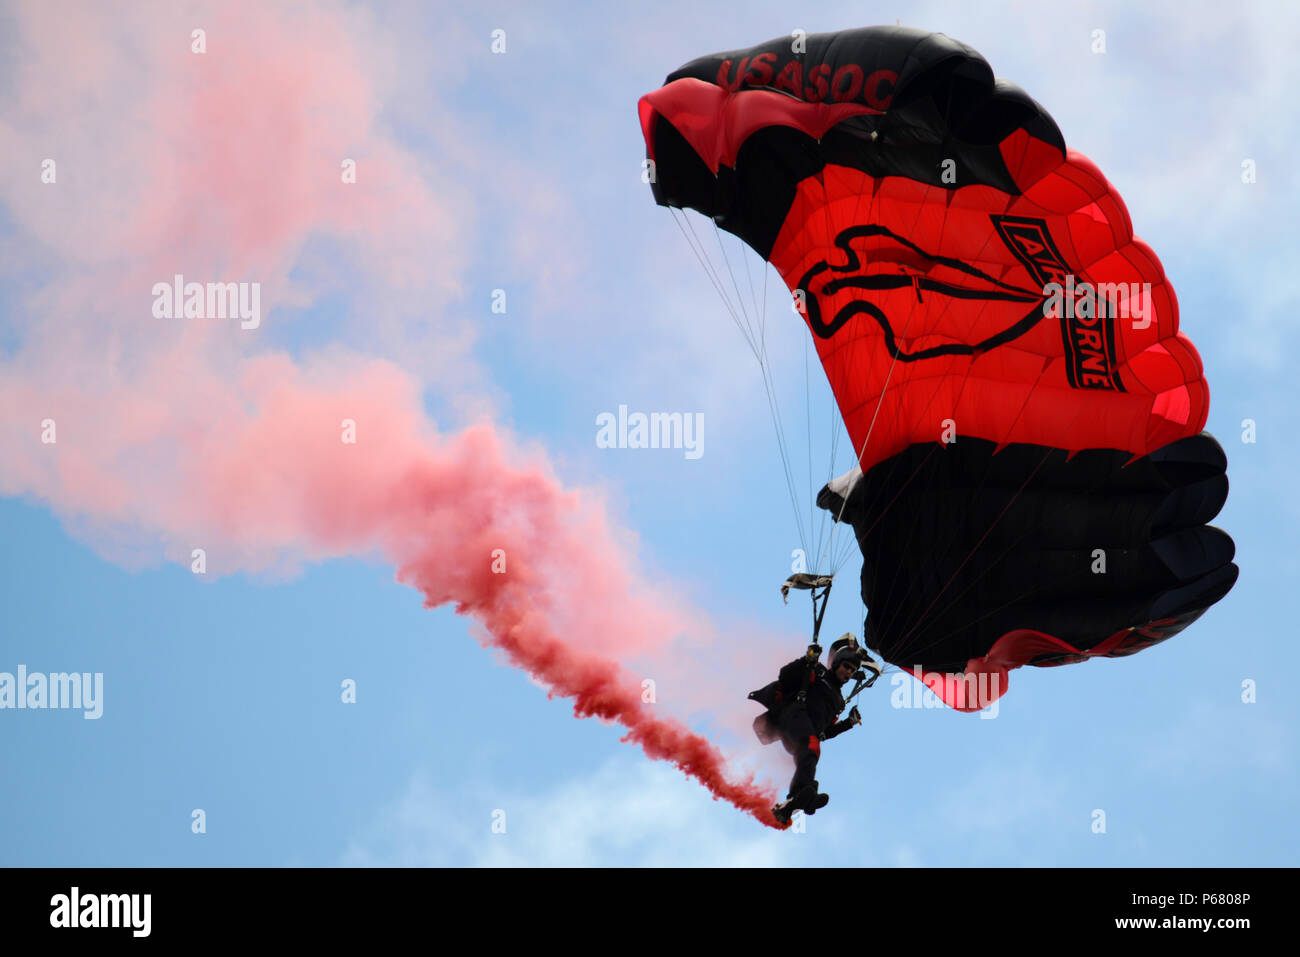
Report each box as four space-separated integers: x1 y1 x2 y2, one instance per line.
749 634 880 827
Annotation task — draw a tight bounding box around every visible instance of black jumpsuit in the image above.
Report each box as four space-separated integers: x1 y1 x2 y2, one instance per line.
775 658 856 798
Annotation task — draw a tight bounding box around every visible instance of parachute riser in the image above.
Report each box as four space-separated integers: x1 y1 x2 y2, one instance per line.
810 581 832 645
780 573 836 650
844 671 877 707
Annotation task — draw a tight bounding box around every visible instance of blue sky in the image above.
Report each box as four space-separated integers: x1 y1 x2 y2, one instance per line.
2 0 1296 866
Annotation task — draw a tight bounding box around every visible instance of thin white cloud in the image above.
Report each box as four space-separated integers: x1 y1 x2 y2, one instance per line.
340 755 802 866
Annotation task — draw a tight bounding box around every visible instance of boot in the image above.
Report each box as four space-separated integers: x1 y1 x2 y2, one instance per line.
803 780 830 815
773 785 811 826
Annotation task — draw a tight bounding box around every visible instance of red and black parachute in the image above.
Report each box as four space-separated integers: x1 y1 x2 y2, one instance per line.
640 26 1237 709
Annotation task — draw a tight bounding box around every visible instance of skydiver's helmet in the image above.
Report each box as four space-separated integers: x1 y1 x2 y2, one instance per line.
827 634 864 679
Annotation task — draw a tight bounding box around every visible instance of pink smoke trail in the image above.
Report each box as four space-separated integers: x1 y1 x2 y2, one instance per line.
387 425 780 825
6 349 785 825
0 1 785 828
206 366 786 826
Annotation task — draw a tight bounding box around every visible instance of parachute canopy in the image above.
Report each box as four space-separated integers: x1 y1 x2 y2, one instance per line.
640 26 1237 709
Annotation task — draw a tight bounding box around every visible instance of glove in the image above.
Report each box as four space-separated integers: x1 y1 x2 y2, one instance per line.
848 705 861 726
